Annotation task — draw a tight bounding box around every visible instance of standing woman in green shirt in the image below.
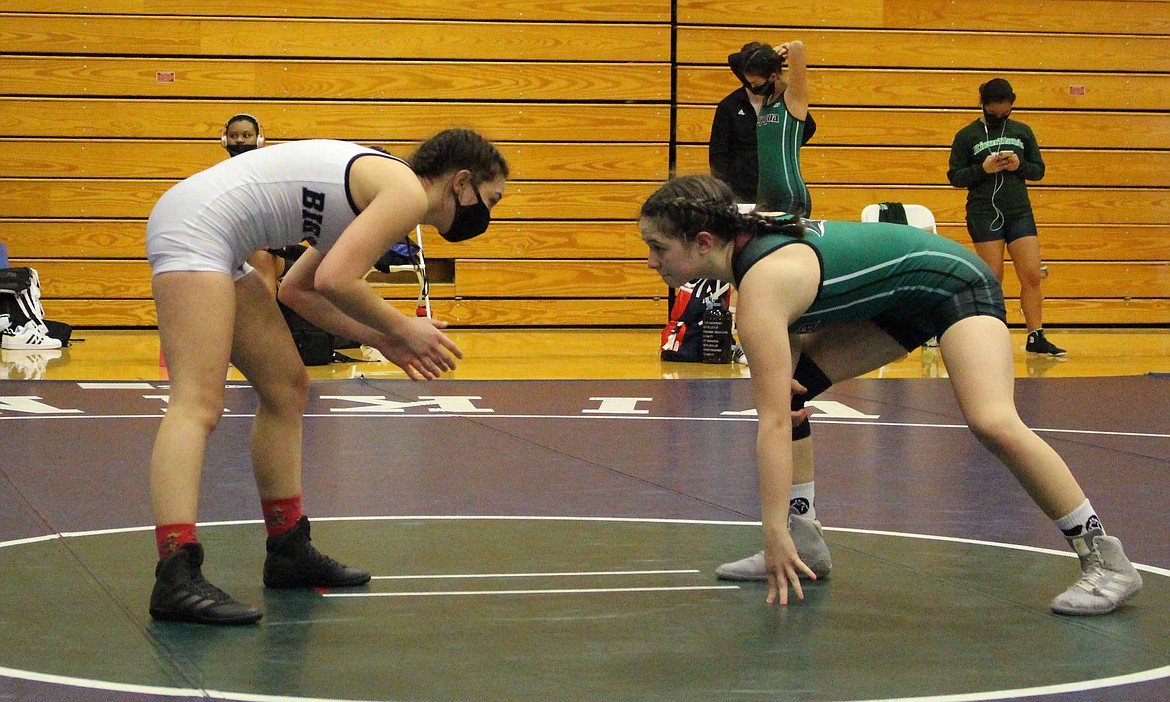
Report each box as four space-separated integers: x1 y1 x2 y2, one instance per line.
948 78 1065 356
744 41 811 216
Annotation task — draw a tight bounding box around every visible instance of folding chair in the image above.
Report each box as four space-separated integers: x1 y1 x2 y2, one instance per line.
860 203 937 234
370 225 430 318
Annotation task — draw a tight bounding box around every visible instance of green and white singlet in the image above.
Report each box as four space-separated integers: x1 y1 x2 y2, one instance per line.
755 96 810 214
732 219 1005 339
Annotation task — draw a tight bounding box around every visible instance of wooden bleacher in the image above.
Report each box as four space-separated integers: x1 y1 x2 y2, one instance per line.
0 0 1167 327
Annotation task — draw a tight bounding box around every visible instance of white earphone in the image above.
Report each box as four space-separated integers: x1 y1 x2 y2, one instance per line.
221 113 264 148
984 120 1007 232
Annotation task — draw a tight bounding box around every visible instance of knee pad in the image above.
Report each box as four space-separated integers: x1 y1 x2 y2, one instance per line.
791 355 833 441
793 417 812 441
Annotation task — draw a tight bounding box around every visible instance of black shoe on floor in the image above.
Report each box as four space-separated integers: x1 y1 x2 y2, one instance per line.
149 543 263 625
1025 329 1067 356
263 516 371 589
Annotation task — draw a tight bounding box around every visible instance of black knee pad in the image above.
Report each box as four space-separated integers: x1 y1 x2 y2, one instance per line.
791 355 833 440
793 417 812 441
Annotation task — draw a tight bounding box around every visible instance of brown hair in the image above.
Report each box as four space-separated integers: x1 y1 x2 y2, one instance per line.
409 128 509 186
639 174 806 243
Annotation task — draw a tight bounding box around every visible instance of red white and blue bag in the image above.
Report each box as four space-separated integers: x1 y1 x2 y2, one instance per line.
660 278 731 362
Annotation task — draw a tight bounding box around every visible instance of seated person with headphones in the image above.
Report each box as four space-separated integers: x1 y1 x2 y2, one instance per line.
221 113 289 295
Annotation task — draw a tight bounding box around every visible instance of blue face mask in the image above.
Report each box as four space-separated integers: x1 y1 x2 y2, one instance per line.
441 184 491 243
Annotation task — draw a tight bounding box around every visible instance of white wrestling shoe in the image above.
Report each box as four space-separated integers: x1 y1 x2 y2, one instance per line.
731 343 749 365
715 514 832 581
1 320 61 350
1050 535 1142 616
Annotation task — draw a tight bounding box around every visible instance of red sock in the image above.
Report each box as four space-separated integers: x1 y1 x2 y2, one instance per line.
156 523 197 559
262 495 304 536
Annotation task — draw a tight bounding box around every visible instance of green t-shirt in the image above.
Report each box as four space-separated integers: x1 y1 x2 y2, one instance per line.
755 96 810 215
732 219 997 334
947 118 1045 218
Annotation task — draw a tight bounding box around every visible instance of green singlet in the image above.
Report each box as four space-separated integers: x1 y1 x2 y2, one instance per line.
755 96 810 214
732 219 1005 340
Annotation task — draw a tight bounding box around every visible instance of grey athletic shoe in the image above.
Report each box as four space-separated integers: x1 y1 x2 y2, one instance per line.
714 550 767 580
715 514 832 581
1050 535 1142 616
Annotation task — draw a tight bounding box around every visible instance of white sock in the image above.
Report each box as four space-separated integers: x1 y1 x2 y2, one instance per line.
1055 499 1104 556
790 481 816 520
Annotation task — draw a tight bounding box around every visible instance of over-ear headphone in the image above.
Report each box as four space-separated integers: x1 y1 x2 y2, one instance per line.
221 113 264 148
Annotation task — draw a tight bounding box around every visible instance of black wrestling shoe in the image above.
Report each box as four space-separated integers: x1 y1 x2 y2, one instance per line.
263 516 371 589
1025 329 1067 356
149 543 262 625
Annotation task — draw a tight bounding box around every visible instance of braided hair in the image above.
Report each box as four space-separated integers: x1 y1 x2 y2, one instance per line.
640 174 807 244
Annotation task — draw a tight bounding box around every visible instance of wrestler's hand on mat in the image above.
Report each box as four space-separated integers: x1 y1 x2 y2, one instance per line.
763 522 815 606
373 317 463 380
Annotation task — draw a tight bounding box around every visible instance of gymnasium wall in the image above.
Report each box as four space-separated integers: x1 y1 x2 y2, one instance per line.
1 0 1167 328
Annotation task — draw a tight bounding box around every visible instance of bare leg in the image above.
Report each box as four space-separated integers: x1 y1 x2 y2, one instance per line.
147 271 271 625
716 322 910 581
150 271 236 524
973 240 1007 283
939 316 1084 518
229 271 310 501
792 438 814 484
245 250 284 299
1007 236 1045 332
793 321 912 487
229 276 371 591
942 316 1145 614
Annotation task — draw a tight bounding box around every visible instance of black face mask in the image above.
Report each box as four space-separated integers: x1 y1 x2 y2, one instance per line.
441 183 491 242
225 143 258 157
983 110 1010 130
748 80 775 97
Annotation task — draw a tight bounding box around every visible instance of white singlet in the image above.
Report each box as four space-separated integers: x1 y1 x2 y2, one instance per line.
145 139 401 278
